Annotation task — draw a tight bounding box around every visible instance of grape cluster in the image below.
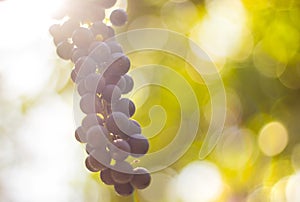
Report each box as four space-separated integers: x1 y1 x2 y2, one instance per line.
49 0 151 196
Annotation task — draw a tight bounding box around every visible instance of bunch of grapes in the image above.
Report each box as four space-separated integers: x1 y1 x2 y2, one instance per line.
49 0 151 196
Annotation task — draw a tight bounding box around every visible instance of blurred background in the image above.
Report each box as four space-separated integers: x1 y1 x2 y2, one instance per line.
1 0 300 201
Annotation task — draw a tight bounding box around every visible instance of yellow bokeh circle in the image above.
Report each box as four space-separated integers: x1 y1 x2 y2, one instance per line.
258 121 288 157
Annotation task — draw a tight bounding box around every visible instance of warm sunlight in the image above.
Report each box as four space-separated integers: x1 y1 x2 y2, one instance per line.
1 0 300 201
0 0 63 49
0 0 64 99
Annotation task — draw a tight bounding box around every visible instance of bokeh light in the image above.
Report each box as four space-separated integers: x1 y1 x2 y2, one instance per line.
258 121 288 157
175 161 224 202
286 172 300 202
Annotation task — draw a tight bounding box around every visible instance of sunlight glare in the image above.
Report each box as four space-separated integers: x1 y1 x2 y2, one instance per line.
0 0 64 99
0 0 64 50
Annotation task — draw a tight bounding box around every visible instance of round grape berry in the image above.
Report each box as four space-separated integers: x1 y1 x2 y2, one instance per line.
106 112 130 135
114 183 134 196
86 144 94 154
112 98 135 117
110 9 128 26
131 167 151 189
75 126 87 143
106 41 123 53
84 73 106 94
71 48 88 63
91 21 108 37
49 24 61 37
86 125 109 148
56 41 73 60
122 120 142 136
110 161 133 184
88 41 111 64
77 80 89 96
81 113 104 131
74 56 97 77
102 84 121 103
61 19 80 38
109 139 131 161
100 168 115 185
105 53 130 76
72 27 94 48
79 93 102 114
122 74 134 94
128 134 149 157
89 148 111 169
85 154 107 172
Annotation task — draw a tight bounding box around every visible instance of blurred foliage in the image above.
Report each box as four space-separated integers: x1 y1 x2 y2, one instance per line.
114 0 300 201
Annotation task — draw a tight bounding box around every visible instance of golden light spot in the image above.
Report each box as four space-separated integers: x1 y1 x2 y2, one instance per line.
258 121 288 157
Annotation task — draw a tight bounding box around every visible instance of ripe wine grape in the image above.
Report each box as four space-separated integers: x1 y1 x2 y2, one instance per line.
50 0 151 196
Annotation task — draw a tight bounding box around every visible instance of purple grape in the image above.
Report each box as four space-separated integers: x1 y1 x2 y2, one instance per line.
100 168 115 185
103 26 115 40
106 41 123 53
114 183 134 196
110 9 128 26
102 84 121 103
91 21 108 36
128 134 149 157
85 156 101 172
61 19 80 38
72 27 94 48
131 167 151 189
53 34 67 46
85 149 109 172
110 161 133 184
116 76 127 92
104 75 126 93
75 126 87 143
71 48 88 63
82 113 104 131
49 24 61 37
109 139 131 161
122 74 134 94
105 53 130 76
86 125 109 148
112 98 135 117
79 93 102 114
90 148 111 169
86 143 94 154
106 112 130 135
71 69 79 83
105 75 122 85
74 56 97 77
88 41 111 64
77 80 89 96
84 73 106 94
56 41 74 60
122 119 141 136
